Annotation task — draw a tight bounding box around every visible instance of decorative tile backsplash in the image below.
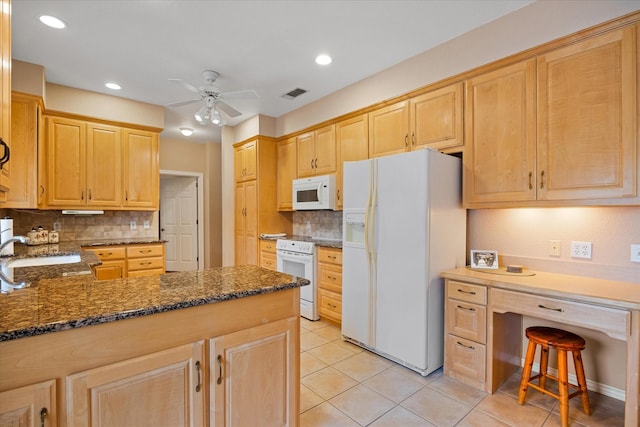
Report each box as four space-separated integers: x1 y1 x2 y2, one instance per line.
1 209 158 242
292 210 343 239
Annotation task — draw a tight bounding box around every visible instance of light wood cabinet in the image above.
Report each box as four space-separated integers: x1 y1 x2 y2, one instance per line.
234 138 291 266
296 124 336 177
464 59 537 205
0 0 11 198
336 114 368 210
210 316 298 426
409 82 463 152
86 122 122 206
536 26 637 202
122 128 158 209
368 101 409 158
276 136 296 211
66 341 204 427
85 243 165 279
234 139 256 182
6 93 41 208
317 247 343 325
444 280 487 390
0 380 56 427
259 239 277 271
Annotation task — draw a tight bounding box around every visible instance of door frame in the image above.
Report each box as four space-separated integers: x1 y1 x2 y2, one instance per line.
160 169 205 271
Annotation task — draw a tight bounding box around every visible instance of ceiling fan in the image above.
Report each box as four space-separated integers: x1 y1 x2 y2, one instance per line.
168 70 258 127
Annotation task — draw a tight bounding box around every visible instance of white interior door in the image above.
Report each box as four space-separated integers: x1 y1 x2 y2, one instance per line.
160 176 198 271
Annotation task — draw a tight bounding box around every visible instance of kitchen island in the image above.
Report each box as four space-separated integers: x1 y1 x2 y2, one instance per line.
0 261 307 426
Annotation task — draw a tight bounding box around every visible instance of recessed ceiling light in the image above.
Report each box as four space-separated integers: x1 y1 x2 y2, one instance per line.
105 82 121 90
315 54 332 66
39 15 65 29
180 128 193 136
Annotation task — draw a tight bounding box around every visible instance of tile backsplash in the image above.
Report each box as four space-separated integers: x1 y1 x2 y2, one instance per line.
292 210 343 239
1 209 159 242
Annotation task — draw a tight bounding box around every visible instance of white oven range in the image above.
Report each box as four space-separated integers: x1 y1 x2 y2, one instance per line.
276 239 318 321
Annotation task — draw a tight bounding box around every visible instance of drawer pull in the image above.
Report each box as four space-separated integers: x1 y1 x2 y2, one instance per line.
328 255 337 259
328 275 337 280
140 262 152 266
456 341 475 350
457 289 476 296
457 305 476 312
538 304 564 313
327 303 337 309
139 249 152 254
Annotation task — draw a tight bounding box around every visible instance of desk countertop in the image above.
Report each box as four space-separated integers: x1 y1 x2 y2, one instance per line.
441 267 640 311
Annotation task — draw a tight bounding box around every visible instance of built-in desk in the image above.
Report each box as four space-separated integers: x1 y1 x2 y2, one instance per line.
441 267 640 426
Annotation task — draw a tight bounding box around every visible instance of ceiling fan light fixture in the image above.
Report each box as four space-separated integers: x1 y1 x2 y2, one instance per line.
211 108 225 127
194 106 210 125
180 127 193 136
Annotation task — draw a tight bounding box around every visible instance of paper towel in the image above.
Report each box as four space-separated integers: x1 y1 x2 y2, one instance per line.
1 217 14 256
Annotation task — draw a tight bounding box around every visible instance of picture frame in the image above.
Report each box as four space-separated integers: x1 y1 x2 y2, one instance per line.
470 250 499 269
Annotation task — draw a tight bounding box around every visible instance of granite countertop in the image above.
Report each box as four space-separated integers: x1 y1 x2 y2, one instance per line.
0 264 308 342
260 234 343 249
79 238 167 247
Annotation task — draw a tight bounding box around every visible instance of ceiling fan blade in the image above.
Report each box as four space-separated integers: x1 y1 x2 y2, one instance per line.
216 101 242 118
221 89 259 100
166 98 201 108
168 78 200 94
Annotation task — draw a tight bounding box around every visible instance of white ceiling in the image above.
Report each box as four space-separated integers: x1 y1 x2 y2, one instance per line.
12 0 534 143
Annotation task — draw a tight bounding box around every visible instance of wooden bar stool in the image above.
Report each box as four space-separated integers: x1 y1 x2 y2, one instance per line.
518 326 590 427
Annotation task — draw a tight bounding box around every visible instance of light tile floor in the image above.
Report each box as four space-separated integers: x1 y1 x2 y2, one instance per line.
300 318 625 427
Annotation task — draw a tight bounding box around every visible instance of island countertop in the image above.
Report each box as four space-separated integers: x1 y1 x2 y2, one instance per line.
0 265 309 342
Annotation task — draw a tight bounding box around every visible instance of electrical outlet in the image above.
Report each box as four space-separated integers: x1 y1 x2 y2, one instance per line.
548 240 561 257
130 221 137 230
631 244 640 263
52 221 61 232
570 241 592 259
143 220 150 229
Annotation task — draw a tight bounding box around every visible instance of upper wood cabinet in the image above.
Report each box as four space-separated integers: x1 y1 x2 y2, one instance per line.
336 114 368 210
234 139 257 182
6 93 41 208
536 26 637 202
276 136 296 211
368 101 409 158
122 128 158 209
0 0 10 198
297 124 336 177
409 82 464 151
464 59 537 205
44 117 122 208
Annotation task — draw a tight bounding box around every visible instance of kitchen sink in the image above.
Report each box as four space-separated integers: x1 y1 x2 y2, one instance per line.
5 254 82 268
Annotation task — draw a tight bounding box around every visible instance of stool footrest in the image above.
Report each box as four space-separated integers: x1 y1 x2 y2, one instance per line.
527 381 584 401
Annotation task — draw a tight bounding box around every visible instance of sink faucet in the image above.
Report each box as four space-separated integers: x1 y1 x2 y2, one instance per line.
0 236 30 293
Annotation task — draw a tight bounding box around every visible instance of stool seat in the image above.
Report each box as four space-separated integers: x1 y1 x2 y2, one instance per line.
518 326 590 427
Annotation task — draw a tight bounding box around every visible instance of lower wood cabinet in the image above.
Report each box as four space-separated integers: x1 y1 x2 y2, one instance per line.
210 317 298 426
317 247 343 325
84 242 165 279
66 342 204 427
0 379 56 427
259 239 277 271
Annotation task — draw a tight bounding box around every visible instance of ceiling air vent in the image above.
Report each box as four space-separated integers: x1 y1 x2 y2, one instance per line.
282 88 307 100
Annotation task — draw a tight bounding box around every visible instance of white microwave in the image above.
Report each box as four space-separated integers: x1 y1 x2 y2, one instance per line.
292 174 336 210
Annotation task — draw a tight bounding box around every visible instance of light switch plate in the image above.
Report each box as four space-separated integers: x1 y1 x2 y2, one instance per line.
631 244 640 263
130 221 137 230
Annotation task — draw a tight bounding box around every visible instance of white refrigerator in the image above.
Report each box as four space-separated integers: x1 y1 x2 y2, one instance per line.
342 149 466 376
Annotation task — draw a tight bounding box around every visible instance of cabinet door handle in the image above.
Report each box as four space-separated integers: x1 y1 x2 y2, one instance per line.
0 138 10 169
457 305 476 312
125 191 128 201
528 172 533 190
40 185 45 196
412 131 416 146
216 354 223 384
337 189 340 200
457 289 476 296
88 189 92 200
195 360 202 392
404 134 409 147
540 170 545 189
537 304 564 312
315 158 318 168
456 341 475 350
81 190 84 200
310 159 314 169
40 407 48 427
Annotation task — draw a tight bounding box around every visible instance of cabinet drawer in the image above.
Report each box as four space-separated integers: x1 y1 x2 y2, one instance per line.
446 280 487 305
85 246 126 261
318 289 342 324
261 252 277 271
127 256 164 272
445 334 486 384
318 264 342 294
318 247 342 265
491 288 630 339
127 268 165 278
446 299 486 343
259 240 277 253
126 244 164 258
